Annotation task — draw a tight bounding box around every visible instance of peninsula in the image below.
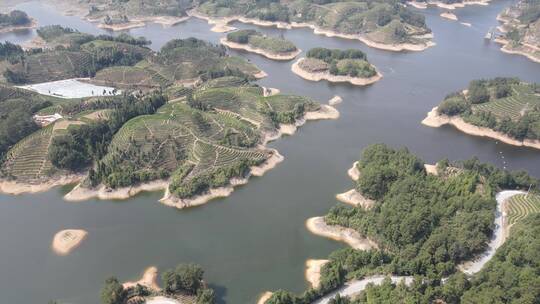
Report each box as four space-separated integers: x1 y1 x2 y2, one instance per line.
292 48 381 86
221 29 301 61
260 144 539 304
0 30 338 211
495 0 540 63
422 78 540 150
0 10 36 33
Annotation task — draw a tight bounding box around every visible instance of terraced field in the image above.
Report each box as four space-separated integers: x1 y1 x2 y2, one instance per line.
507 194 540 225
2 126 55 181
473 84 540 120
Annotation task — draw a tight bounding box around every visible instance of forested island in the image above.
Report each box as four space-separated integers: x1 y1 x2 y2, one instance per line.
0 10 35 33
496 0 540 63
222 29 301 60
259 144 539 304
292 48 381 86
422 78 540 150
0 27 338 209
98 264 215 304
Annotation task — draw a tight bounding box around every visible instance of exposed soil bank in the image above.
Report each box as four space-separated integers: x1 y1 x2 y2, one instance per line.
347 161 360 181
220 38 301 61
422 107 540 150
0 174 83 195
328 95 343 106
292 58 382 86
305 259 329 289
96 16 189 31
122 266 161 292
495 38 540 64
257 291 273 304
51 229 88 256
336 189 375 209
306 217 378 250
424 164 438 176
189 11 434 52
0 18 37 33
441 12 458 21
64 180 169 202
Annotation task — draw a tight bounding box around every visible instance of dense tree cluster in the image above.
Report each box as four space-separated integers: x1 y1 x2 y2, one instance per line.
0 10 31 27
262 144 538 304
162 263 215 304
100 277 126 304
0 42 24 62
319 213 540 304
0 87 51 164
226 29 297 53
306 48 376 78
48 93 166 179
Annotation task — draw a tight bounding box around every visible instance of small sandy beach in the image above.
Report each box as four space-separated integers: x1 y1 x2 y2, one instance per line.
52 229 88 256
328 95 343 106
64 179 169 202
292 58 382 86
441 12 458 21
257 291 273 304
306 217 378 250
347 161 360 181
220 38 301 61
123 266 161 292
305 259 329 288
422 107 540 150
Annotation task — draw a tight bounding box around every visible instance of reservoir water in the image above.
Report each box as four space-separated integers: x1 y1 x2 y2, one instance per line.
0 1 539 303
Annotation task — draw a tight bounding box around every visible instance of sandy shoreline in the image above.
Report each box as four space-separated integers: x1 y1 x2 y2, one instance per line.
97 15 189 31
123 266 161 291
292 58 382 86
52 229 88 256
306 217 378 250
257 291 273 304
0 18 38 33
495 38 540 64
305 259 329 289
159 149 284 209
0 174 84 195
336 189 375 209
220 38 301 61
64 179 169 202
328 95 343 106
441 12 458 21
422 107 540 150
189 10 434 52
347 161 360 181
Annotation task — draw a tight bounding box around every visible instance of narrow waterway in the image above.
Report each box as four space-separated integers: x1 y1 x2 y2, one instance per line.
0 1 539 303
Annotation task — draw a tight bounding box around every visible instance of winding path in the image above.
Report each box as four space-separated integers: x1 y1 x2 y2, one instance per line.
310 190 526 303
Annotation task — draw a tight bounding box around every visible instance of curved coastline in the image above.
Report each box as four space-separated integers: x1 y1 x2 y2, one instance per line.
336 189 375 209
305 259 329 289
291 58 382 86
220 38 301 61
96 15 189 31
494 38 540 64
0 174 84 195
189 11 434 52
257 291 273 304
306 216 378 250
422 107 540 150
441 12 458 21
347 161 360 181
122 266 161 292
0 18 38 33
